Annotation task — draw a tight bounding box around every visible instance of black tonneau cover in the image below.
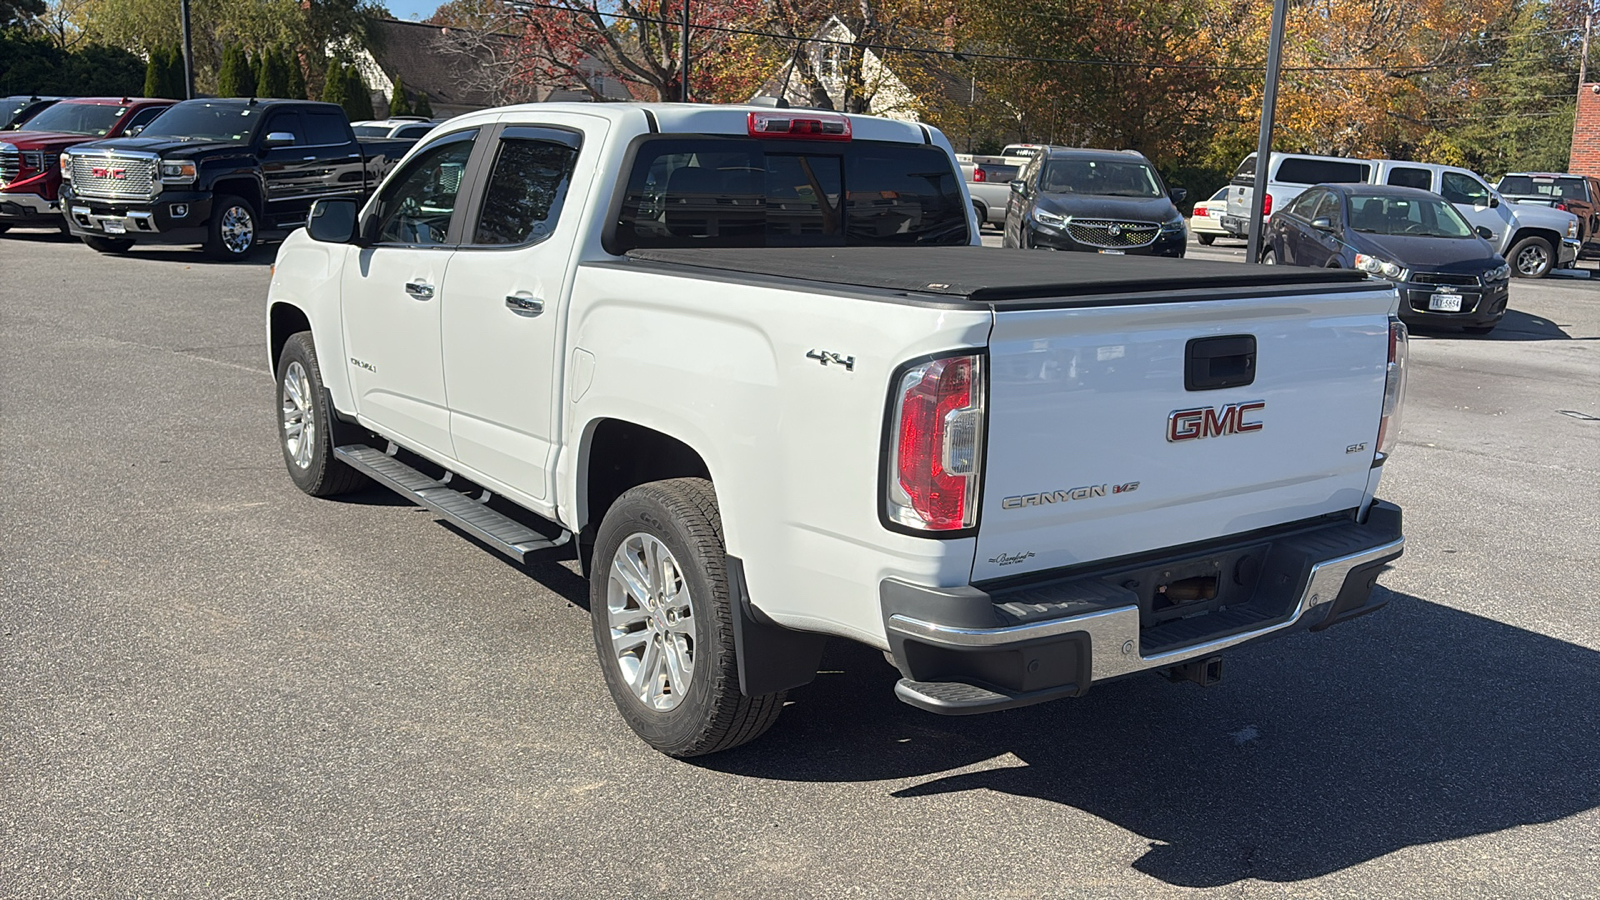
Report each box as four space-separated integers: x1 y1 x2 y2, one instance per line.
624 246 1371 303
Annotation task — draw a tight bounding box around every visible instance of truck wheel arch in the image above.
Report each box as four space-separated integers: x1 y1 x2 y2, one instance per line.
269 302 312 370
212 176 263 214
578 418 712 570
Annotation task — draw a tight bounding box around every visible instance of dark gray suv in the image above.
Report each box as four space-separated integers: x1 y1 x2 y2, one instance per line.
1001 148 1187 257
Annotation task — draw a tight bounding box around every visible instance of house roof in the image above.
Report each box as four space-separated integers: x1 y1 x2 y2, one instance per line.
365 17 511 110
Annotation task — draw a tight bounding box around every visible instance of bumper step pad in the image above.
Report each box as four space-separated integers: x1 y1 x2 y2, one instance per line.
334 445 569 564
894 677 1084 715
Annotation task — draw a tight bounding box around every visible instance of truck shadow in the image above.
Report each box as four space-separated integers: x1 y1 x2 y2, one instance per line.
698 587 1600 887
1409 308 1588 342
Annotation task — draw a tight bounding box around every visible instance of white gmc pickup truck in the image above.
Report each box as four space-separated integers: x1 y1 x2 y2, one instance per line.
266 103 1407 757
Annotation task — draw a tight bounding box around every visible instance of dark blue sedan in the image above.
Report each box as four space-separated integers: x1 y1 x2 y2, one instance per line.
1261 183 1512 334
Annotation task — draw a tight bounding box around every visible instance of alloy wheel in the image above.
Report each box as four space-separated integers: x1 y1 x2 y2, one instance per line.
220 204 254 255
1514 243 1549 277
607 532 695 712
280 361 315 470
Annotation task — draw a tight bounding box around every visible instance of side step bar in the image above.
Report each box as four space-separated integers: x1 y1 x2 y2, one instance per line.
334 445 570 564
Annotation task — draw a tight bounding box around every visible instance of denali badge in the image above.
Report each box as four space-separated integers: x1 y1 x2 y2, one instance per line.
1167 401 1265 442
1001 481 1139 510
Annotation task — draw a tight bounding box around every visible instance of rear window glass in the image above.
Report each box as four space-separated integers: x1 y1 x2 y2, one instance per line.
1275 158 1370 185
610 138 968 251
1233 154 1257 182
1499 175 1585 201
1386 167 1431 190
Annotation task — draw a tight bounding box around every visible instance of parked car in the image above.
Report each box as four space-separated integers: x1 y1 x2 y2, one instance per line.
0 97 175 233
1260 183 1510 334
267 103 1405 756
958 156 1021 229
1000 142 1049 159
1188 186 1229 245
1223 152 1373 239
350 117 438 142
1369 160 1579 278
61 98 413 259
1002 147 1187 256
1496 172 1600 248
1 95 64 131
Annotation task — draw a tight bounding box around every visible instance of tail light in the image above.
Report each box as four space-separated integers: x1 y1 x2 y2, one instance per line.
1261 192 1273 217
748 111 851 140
1555 202 1569 212
1194 206 1209 217
1374 318 1408 466
973 167 987 183
886 353 985 532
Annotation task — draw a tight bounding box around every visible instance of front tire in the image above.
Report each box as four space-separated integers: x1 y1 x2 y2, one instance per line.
205 194 258 261
1508 236 1554 278
590 478 784 757
82 235 134 253
1197 233 1216 245
1261 247 1277 265
275 331 367 497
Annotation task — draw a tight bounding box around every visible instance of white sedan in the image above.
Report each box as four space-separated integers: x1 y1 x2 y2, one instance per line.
1189 186 1230 245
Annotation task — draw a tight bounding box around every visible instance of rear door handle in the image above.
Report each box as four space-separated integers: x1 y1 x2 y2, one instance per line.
404 281 434 301
505 293 544 317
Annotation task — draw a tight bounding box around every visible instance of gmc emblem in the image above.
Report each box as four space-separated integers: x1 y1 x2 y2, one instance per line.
90 167 127 179
1167 401 1265 442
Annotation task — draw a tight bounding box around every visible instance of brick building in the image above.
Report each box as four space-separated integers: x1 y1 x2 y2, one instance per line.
1570 83 1600 177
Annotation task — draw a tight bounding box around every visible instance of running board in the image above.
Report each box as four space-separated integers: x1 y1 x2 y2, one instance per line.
334 445 570 564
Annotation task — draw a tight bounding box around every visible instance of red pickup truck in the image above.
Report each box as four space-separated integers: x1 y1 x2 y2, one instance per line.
0 97 174 233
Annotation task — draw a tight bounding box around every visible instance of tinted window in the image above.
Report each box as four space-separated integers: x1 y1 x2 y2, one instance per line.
1311 191 1343 223
1274 158 1369 185
138 103 260 141
351 124 389 138
374 130 476 245
472 131 580 245
15 102 126 136
1233 154 1257 181
1440 172 1489 206
611 138 967 250
1349 194 1472 238
260 110 302 145
1281 189 1322 220
1386 167 1431 190
399 124 432 139
124 106 166 133
304 111 350 146
1498 176 1586 201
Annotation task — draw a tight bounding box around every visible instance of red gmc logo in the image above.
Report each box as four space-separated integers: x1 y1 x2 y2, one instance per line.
1167 401 1265 442
90 167 127 179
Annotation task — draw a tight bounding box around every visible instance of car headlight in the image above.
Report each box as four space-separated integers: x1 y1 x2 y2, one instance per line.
59 152 71 180
160 160 197 183
1354 253 1407 280
1568 220 1580 239
1160 215 1185 234
1484 263 1511 282
1033 208 1067 229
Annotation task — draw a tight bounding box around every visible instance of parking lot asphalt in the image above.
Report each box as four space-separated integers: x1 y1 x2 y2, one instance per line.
4 228 1598 899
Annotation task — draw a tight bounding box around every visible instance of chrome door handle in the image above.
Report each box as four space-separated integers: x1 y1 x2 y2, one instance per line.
505 293 544 317
404 281 434 301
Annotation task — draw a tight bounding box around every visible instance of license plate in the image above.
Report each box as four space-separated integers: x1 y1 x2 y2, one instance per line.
101 219 126 234
1098 249 1125 255
1428 293 1463 312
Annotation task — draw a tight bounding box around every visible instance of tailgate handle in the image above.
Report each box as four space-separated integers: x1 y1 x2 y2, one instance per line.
1185 335 1256 391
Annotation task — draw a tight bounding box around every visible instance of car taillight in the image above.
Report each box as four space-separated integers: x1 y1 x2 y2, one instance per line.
748 111 851 140
973 168 987 183
1374 318 1408 466
1261 192 1273 217
1194 206 1208 217
886 353 985 532
1555 202 1568 212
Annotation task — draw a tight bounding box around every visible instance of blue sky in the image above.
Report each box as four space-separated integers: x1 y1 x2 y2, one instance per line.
382 1 441 22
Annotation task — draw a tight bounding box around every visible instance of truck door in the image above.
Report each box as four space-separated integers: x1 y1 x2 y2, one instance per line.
439 118 599 505
340 128 481 457
1439 170 1512 250
300 107 368 212
258 109 319 230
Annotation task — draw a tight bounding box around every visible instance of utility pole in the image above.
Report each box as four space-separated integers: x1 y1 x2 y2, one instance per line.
680 0 691 103
1247 0 1289 265
1579 12 1593 91
180 0 195 99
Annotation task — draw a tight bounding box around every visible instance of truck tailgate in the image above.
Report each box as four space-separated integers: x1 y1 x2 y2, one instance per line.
973 287 1394 582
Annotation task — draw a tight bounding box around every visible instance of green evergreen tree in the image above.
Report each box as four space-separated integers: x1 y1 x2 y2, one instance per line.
165 46 186 99
257 46 289 99
319 60 346 108
388 76 411 117
217 45 245 97
237 49 256 97
413 92 432 119
254 49 272 98
286 51 307 100
343 64 374 120
142 47 167 99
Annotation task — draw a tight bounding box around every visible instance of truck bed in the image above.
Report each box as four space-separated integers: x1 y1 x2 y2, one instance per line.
623 246 1374 304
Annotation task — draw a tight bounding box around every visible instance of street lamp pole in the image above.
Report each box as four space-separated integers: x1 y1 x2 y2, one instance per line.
180 0 195 99
1247 0 1289 265
680 0 691 102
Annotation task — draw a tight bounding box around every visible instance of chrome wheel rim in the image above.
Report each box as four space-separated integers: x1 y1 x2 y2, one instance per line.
281 361 315 470
1514 244 1548 276
607 532 694 712
220 205 254 254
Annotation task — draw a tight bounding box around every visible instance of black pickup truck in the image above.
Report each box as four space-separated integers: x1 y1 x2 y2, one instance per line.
60 99 410 259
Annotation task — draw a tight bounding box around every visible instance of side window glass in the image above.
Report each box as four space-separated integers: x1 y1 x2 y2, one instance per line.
1283 189 1319 219
261 111 302 145
1387 167 1431 190
1441 172 1488 206
374 131 477 246
1312 192 1342 223
304 111 349 146
125 107 164 132
471 128 580 245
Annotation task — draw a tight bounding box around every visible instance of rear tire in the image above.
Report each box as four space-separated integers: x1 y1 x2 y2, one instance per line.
1261 247 1277 265
205 194 258 261
275 331 367 497
82 235 133 253
1507 235 1554 278
1197 234 1215 245
590 477 784 757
